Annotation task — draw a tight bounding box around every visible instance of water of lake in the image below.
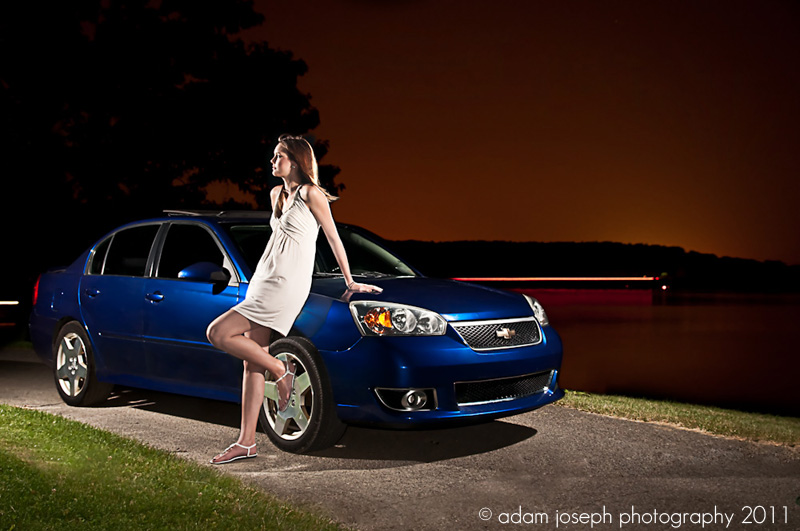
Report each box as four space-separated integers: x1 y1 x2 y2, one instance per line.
514 289 800 416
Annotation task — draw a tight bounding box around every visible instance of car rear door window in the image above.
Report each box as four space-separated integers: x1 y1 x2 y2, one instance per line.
88 237 111 274
103 225 159 276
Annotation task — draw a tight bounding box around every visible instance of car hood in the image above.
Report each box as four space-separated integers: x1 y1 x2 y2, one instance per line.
311 276 533 322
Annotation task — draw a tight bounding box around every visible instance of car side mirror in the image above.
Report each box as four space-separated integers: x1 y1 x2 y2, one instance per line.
178 262 231 284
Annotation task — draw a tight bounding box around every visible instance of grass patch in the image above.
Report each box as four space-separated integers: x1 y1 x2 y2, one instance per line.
0 405 346 530
0 339 32 350
558 390 800 447
7 340 33 349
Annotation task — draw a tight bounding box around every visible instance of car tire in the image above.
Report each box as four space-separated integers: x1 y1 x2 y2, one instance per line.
53 321 113 406
259 336 346 453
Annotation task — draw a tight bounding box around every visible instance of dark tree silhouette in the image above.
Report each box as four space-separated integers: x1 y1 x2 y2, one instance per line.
1 1 339 297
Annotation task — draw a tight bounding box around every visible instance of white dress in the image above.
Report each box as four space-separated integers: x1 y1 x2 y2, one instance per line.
234 190 320 336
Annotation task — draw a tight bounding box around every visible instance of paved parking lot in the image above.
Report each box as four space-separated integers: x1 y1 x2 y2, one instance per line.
2 347 798 530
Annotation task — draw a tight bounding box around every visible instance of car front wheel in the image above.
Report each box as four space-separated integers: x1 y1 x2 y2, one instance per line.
259 337 346 453
53 321 113 406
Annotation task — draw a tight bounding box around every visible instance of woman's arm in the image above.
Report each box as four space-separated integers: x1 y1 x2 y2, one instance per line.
303 185 382 294
269 185 283 211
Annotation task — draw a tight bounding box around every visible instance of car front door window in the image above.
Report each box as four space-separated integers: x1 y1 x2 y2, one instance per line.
143 223 242 393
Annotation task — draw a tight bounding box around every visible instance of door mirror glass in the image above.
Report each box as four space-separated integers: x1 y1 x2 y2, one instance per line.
178 262 231 283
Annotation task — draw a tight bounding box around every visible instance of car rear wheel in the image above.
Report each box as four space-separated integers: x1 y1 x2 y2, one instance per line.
259 337 346 453
53 322 113 406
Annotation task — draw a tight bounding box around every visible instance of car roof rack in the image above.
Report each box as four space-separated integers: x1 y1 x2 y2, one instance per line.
163 209 271 218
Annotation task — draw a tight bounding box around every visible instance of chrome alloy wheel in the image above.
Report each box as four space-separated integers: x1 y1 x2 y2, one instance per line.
55 332 89 397
258 337 346 453
263 352 314 441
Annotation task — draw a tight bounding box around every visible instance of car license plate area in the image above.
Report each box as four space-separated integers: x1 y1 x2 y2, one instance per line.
455 369 554 406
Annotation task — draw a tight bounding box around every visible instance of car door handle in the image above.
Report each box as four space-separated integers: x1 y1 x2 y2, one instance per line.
145 292 164 303
84 289 100 298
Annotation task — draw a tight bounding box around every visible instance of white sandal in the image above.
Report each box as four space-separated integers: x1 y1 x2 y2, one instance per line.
274 360 296 412
210 442 257 465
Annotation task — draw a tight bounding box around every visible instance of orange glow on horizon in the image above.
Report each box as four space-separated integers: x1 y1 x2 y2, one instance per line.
249 1 800 266
452 277 658 282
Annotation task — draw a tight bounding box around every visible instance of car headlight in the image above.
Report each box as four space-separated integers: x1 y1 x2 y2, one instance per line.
350 301 447 336
523 294 550 326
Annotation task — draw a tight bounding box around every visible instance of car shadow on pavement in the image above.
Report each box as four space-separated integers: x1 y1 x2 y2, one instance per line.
97 387 242 430
313 421 538 463
95 387 538 462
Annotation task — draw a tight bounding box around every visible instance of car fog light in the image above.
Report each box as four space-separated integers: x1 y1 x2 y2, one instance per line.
401 390 428 409
375 387 437 412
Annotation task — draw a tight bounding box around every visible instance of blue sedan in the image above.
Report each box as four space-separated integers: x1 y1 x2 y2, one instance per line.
29 211 564 453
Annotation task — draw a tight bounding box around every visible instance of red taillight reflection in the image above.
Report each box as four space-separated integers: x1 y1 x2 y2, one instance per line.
32 275 40 306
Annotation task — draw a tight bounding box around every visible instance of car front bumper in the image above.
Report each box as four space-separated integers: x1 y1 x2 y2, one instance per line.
321 325 564 427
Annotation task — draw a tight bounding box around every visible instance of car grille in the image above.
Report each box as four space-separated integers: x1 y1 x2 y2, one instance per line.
450 317 542 351
455 370 554 406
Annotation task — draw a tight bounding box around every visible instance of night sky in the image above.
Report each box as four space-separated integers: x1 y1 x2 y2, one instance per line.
236 0 800 265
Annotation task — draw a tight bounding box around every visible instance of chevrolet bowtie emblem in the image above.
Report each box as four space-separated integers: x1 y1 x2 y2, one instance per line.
496 327 516 340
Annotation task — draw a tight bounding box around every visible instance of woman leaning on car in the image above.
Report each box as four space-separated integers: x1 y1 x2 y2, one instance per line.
205 134 381 464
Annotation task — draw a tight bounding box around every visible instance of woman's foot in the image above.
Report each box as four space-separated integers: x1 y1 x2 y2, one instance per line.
275 360 296 412
210 442 257 465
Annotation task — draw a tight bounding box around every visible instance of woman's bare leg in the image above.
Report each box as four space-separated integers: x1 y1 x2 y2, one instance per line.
238 326 272 446
206 309 284 375
207 309 293 461
207 310 294 406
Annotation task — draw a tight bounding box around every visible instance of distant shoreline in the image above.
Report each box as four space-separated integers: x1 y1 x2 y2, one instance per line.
387 239 800 293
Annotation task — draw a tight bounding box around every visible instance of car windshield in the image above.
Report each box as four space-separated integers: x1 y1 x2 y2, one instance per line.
224 223 417 279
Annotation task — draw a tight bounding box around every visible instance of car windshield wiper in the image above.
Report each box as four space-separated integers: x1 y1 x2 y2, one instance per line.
315 270 397 279
353 271 393 278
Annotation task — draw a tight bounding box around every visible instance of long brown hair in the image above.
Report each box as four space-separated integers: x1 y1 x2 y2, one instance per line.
274 134 337 217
